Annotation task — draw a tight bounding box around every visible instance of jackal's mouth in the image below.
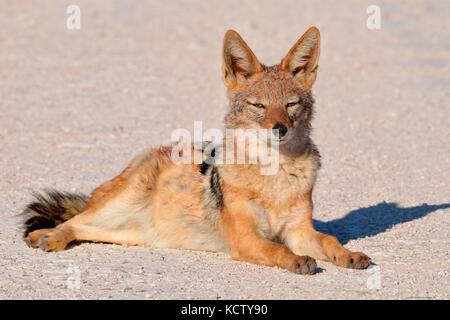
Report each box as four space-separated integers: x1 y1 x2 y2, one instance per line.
269 130 293 145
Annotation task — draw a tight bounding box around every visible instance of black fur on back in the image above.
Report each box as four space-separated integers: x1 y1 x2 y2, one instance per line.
22 190 89 238
209 167 224 210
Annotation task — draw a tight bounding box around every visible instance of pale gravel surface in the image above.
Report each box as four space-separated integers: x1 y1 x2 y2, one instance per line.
0 0 449 299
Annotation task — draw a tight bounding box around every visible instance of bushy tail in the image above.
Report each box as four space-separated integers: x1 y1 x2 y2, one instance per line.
22 190 89 238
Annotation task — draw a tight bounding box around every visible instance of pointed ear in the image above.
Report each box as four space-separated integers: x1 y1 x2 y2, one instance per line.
222 30 263 87
281 27 320 89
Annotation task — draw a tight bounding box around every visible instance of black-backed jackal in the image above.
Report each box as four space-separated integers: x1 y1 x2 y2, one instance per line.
23 28 370 274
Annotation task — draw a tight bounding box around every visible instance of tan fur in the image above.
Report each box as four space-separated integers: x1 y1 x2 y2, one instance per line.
25 28 370 274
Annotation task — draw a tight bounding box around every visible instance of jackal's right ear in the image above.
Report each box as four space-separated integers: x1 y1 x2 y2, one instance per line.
222 30 263 87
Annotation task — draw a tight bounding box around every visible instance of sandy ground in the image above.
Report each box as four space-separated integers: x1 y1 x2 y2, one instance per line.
0 0 449 299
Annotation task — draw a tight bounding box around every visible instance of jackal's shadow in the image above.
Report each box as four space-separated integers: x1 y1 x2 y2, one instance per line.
314 202 450 245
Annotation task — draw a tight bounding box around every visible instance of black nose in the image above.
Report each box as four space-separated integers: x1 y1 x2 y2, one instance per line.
272 123 288 138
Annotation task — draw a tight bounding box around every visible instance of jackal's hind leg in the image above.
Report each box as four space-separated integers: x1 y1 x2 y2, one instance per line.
33 216 146 252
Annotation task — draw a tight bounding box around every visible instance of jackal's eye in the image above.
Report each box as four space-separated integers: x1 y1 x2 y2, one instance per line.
247 101 265 109
286 101 300 108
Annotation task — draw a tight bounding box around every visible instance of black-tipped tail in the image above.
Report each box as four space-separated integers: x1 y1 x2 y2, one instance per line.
22 190 89 238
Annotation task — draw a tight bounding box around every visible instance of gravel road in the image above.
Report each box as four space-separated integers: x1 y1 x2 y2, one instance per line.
0 0 449 299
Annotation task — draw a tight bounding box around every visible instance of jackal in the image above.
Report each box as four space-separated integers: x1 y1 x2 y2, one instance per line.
23 28 370 274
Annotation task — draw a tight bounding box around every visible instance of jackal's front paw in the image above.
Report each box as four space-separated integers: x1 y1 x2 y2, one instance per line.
288 255 317 275
334 252 371 269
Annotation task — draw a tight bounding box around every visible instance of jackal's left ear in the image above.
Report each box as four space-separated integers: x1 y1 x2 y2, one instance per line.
222 30 263 87
281 27 320 89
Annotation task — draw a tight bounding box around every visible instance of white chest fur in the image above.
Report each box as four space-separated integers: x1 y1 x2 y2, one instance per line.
259 154 318 207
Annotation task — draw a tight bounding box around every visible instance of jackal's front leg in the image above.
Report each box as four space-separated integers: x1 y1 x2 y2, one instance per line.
284 223 371 269
220 201 316 274
282 194 371 269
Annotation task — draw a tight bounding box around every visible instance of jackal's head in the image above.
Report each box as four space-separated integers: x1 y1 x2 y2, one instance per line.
222 27 320 146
